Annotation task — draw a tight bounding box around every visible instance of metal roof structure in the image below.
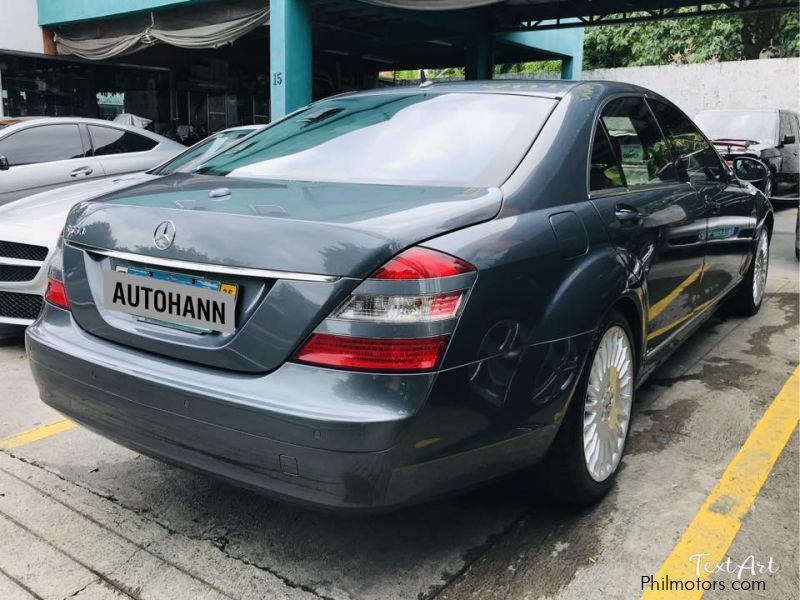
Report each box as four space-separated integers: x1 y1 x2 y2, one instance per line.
354 0 798 31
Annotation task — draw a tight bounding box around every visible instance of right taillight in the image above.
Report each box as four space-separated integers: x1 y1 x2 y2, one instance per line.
372 246 475 280
331 290 465 323
294 246 475 372
295 334 448 371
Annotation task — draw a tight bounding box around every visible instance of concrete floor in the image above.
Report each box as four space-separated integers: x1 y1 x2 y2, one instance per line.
0 207 797 600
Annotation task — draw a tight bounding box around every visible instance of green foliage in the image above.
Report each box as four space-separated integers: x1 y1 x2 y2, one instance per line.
495 60 562 74
389 60 563 82
585 8 799 69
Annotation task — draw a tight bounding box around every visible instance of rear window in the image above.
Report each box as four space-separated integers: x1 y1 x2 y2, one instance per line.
88 125 158 156
196 93 556 187
152 129 254 176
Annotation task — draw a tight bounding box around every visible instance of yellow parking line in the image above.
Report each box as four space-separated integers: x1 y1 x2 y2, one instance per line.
0 419 76 450
641 365 800 599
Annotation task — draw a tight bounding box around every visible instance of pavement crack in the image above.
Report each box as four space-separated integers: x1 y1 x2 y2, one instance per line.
1 449 333 600
423 513 530 600
0 449 178 534
64 577 100 599
207 539 337 600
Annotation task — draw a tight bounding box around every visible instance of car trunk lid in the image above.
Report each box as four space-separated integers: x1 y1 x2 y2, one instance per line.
62 174 500 372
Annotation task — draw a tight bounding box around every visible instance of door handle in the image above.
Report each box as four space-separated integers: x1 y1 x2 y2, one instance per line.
614 204 642 225
70 166 93 177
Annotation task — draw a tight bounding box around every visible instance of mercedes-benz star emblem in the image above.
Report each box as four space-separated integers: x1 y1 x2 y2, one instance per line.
153 220 176 250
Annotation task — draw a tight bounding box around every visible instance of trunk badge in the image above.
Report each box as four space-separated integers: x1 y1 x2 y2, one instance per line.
153 221 176 250
208 187 231 200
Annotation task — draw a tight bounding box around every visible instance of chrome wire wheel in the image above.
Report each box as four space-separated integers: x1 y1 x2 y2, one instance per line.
752 231 769 306
583 325 634 483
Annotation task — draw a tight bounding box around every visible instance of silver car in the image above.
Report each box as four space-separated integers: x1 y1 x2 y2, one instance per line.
0 125 261 337
0 116 185 206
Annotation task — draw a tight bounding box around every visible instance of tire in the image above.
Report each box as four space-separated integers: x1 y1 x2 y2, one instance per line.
729 228 770 316
540 309 636 507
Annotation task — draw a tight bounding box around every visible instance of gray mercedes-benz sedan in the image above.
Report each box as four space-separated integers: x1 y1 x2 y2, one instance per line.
26 81 773 511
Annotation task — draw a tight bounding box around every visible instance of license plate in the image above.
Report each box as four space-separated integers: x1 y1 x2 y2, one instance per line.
103 267 237 334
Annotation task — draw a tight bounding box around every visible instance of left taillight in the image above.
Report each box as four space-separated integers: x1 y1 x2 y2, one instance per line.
45 231 70 310
294 246 475 372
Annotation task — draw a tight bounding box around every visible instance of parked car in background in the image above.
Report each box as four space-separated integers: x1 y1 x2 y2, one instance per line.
694 109 800 201
0 116 186 206
0 125 261 337
27 82 773 511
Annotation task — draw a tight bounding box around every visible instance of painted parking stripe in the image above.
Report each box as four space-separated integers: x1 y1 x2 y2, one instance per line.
641 365 799 599
0 419 75 450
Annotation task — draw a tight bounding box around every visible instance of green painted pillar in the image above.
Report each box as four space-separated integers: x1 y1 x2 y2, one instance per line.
270 0 312 120
560 38 583 80
465 32 494 80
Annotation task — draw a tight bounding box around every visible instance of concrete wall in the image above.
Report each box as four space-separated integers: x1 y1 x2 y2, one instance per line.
0 0 43 53
584 58 799 118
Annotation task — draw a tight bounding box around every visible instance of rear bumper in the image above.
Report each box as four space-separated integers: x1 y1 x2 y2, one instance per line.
26 305 586 511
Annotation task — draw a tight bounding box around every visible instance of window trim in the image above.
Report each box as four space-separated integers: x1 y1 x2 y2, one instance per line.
588 120 628 196
587 93 688 199
0 122 89 167
647 96 732 185
86 124 159 157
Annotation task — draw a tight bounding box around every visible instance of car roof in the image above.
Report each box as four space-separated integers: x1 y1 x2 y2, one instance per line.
0 115 174 142
330 79 660 101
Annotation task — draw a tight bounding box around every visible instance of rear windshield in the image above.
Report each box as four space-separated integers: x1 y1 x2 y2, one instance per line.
196 93 556 187
152 128 255 176
694 111 777 146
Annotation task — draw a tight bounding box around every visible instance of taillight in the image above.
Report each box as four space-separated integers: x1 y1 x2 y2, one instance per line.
294 246 475 372
332 290 464 323
45 279 69 310
295 334 448 371
373 247 475 280
45 230 70 310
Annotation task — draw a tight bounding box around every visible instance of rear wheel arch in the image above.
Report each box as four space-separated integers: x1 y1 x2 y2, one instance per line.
610 296 643 372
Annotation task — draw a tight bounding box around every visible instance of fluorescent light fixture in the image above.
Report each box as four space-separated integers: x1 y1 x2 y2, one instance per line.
362 53 395 65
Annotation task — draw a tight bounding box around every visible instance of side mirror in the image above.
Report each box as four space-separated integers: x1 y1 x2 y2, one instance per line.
732 156 769 192
0 156 8 171
783 135 796 145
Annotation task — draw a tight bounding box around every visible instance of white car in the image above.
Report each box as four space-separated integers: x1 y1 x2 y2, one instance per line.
0 125 262 337
0 116 186 206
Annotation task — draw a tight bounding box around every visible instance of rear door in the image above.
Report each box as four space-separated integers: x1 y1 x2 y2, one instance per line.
650 99 755 304
0 123 105 205
589 96 707 351
87 124 161 175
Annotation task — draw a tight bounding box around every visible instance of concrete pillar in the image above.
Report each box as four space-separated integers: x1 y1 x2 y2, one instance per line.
465 32 494 80
269 0 312 120
561 56 578 80
501 25 584 80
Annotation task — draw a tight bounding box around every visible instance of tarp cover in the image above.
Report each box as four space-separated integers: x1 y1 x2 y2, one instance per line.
356 0 503 8
113 113 152 128
54 0 269 60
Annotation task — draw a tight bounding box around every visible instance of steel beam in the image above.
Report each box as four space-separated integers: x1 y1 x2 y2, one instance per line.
501 0 796 31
